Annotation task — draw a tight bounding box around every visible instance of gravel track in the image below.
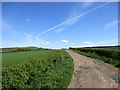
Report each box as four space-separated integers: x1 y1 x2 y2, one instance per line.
66 50 119 88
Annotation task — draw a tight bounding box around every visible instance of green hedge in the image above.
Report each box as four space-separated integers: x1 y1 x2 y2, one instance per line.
71 48 120 60
70 48 120 68
2 50 74 88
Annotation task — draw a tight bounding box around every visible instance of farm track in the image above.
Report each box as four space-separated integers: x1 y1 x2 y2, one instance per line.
66 50 119 88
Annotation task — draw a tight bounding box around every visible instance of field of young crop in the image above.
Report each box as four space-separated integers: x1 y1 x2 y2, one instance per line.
69 46 120 69
2 49 74 88
2 50 55 67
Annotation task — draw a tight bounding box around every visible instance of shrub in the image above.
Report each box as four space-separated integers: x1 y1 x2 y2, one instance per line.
70 48 120 69
2 50 74 89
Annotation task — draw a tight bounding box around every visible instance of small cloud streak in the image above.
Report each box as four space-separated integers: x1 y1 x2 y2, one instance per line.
62 40 68 43
25 18 30 22
46 42 50 44
71 42 76 44
36 2 112 41
103 20 119 30
25 34 32 41
84 41 92 44
82 1 96 8
71 39 118 48
55 28 65 33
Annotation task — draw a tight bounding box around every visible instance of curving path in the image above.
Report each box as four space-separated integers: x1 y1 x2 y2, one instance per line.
66 50 119 88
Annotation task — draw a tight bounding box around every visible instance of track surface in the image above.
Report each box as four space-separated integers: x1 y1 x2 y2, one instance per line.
66 50 119 88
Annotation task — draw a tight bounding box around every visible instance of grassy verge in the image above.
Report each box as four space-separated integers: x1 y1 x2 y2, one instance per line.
2 50 74 88
72 50 120 69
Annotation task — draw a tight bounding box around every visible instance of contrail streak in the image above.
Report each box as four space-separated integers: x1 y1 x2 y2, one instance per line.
36 1 113 41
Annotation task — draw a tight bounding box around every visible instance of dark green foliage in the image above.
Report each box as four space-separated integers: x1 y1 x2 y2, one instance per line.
2 50 74 88
77 48 120 60
1 46 51 53
70 47 120 69
69 45 120 50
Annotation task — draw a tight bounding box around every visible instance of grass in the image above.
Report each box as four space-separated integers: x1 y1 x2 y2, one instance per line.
2 50 74 88
2 50 55 67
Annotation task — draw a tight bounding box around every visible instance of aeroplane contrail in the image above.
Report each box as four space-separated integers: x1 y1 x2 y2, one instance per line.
35 1 114 41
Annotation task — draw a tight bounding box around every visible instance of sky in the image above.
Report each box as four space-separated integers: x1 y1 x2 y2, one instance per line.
2 2 118 49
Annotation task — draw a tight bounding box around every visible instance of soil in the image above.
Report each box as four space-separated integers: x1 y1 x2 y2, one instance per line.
66 50 119 88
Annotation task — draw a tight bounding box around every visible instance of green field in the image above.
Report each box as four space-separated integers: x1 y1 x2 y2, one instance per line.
2 48 74 88
2 50 55 67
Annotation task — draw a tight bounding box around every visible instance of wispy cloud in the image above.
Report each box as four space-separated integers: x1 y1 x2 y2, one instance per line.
2 33 51 48
62 40 68 43
82 0 97 8
46 41 50 44
25 34 32 41
103 20 119 30
71 39 118 48
2 40 51 48
94 39 118 45
83 2 93 8
3 21 18 35
84 41 92 44
55 28 65 33
71 42 76 45
25 18 30 22
24 34 51 45
36 1 112 41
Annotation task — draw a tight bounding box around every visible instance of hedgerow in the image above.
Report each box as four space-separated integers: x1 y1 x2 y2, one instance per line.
2 50 74 89
70 48 120 68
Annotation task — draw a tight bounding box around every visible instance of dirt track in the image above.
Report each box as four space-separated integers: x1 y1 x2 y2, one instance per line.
66 50 119 88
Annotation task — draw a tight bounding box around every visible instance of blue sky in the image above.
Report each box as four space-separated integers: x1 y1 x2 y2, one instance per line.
2 2 118 49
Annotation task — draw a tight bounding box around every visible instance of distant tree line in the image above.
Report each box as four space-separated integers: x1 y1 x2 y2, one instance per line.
1 47 50 53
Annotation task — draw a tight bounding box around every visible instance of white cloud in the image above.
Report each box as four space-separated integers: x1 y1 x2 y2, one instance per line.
46 42 50 44
103 20 119 30
84 41 92 44
83 1 96 8
2 33 52 48
94 39 118 45
25 18 30 22
3 21 18 35
71 42 76 44
62 40 68 43
71 39 118 48
25 34 32 41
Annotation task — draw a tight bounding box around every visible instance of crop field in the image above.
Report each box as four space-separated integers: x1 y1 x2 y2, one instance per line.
2 49 74 88
69 46 120 69
2 50 55 67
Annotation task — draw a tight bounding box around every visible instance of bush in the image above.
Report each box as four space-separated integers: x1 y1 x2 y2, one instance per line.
2 50 74 89
71 48 120 61
70 48 120 69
